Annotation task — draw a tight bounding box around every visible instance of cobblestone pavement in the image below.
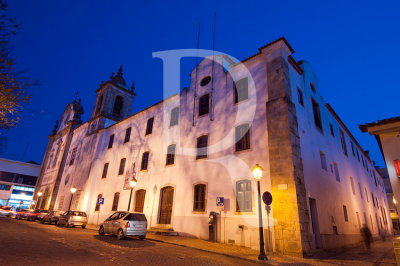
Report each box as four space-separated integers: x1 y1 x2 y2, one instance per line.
0 217 255 265
86 224 398 265
1 217 396 265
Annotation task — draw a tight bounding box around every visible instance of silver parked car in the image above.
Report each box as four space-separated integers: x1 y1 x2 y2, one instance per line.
57 210 87 228
99 211 147 240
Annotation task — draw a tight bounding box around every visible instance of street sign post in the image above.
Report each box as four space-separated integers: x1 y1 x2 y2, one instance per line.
262 191 272 205
97 197 104 205
96 198 104 225
216 197 224 207
262 191 273 261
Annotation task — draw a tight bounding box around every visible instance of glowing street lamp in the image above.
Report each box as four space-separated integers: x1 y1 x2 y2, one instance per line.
252 164 267 261
35 191 43 209
394 197 397 205
127 177 137 211
68 187 77 211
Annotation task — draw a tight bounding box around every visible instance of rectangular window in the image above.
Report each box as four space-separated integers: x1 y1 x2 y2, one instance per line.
351 142 355 156
311 98 323 132
358 182 363 199
234 77 248 103
69 148 77 166
343 205 348 222
0 184 11 190
356 149 360 162
193 184 206 212
198 94 210 116
118 158 126 175
365 187 369 202
124 127 131 143
356 212 361 228
297 88 304 106
350 176 355 195
235 124 250 152
170 107 179 126
372 192 375 207
339 129 348 156
329 123 334 136
320 152 327 171
111 192 120 211
196 135 208 159
166 144 176 165
145 117 154 135
102 163 109 178
95 194 102 212
141 152 149 170
108 134 114 149
334 162 340 182
236 180 252 212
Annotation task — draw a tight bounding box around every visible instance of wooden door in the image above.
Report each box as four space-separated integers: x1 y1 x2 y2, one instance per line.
159 187 174 224
134 190 146 213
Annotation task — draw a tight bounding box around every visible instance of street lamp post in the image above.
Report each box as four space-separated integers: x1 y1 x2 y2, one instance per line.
68 187 77 211
35 191 43 209
127 177 137 211
252 164 267 261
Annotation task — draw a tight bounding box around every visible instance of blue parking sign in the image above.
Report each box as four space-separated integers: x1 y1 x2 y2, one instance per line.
216 197 224 207
97 197 104 205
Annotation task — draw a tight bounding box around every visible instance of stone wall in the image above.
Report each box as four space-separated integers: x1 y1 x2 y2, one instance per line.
265 49 312 257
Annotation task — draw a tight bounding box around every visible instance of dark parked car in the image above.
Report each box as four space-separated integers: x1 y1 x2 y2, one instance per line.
57 211 87 228
41 211 62 224
36 210 50 221
16 209 32 220
26 209 48 221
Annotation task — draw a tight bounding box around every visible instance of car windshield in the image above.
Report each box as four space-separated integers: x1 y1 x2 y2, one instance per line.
71 211 86 217
124 213 147 222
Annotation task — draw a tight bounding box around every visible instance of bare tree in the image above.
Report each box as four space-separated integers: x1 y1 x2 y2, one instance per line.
0 1 30 151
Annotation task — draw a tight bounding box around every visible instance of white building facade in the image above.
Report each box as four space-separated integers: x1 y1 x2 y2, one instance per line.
360 116 400 234
35 38 391 256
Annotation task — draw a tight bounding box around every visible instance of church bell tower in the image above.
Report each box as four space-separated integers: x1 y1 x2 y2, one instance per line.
88 65 136 134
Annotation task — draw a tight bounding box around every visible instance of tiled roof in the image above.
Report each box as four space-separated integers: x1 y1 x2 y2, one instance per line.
359 116 400 132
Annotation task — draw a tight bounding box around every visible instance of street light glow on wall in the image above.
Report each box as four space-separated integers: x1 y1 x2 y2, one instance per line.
68 187 77 210
127 177 137 211
252 164 268 261
394 197 397 205
37 192 43 197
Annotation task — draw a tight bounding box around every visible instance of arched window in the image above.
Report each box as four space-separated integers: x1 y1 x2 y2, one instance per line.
112 192 120 211
113 96 124 115
95 194 102 212
96 94 103 114
236 180 252 212
193 184 206 212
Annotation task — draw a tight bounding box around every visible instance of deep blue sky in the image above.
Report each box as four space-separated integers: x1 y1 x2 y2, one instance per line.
3 0 399 166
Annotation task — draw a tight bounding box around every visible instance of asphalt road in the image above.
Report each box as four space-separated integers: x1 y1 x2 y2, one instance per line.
0 217 255 265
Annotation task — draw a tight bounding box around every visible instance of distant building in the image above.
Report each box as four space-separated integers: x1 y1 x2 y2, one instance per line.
376 167 399 233
0 158 40 208
360 116 400 233
35 38 391 256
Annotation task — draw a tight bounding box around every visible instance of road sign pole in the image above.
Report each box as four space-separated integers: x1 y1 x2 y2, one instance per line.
266 205 272 261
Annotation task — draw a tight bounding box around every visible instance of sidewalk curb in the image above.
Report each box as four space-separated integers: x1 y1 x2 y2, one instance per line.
85 225 271 265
